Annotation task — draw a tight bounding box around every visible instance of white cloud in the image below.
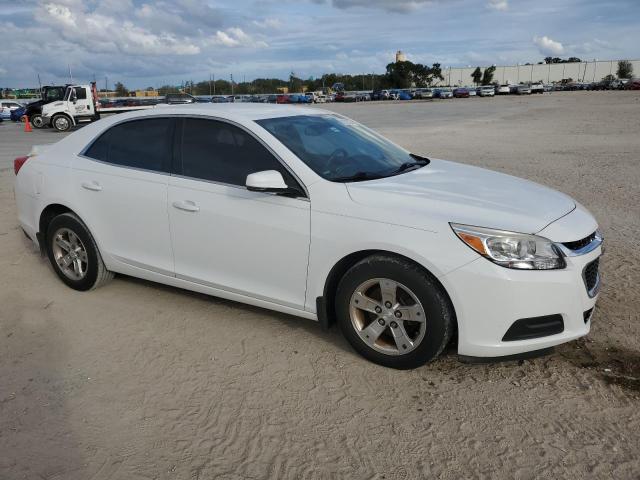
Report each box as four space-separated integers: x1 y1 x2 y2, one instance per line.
487 0 508 11
209 28 268 48
319 0 435 13
533 35 564 56
252 18 282 29
39 1 201 55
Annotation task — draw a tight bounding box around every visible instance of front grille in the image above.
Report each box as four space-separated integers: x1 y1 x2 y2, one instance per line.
563 231 596 251
583 258 600 297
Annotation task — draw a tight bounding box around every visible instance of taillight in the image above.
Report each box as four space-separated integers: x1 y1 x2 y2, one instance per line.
14 156 29 175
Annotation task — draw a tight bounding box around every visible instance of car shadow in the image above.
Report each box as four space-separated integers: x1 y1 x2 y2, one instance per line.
557 338 640 394
114 274 358 357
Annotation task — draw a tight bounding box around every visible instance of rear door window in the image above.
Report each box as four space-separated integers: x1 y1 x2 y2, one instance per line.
84 118 173 172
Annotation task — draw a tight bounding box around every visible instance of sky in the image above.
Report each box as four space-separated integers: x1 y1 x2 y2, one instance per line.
1 0 638 89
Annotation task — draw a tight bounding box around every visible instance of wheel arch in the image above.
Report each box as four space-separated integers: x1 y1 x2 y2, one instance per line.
38 203 77 253
319 249 458 336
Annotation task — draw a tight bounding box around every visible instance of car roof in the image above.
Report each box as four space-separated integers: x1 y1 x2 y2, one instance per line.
101 103 333 124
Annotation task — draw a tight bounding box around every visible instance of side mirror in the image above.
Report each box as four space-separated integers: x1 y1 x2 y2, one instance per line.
246 170 289 193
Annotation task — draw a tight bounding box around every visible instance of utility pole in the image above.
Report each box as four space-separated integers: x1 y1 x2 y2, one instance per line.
105 76 108 92
209 74 212 96
231 74 234 96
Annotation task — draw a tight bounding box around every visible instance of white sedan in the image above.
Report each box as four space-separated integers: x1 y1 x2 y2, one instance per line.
14 105 602 369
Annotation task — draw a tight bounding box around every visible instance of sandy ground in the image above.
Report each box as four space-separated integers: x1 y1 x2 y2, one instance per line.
1 92 639 479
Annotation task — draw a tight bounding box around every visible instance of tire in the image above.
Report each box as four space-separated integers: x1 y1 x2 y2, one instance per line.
51 114 72 132
31 114 44 129
45 213 113 291
335 255 454 369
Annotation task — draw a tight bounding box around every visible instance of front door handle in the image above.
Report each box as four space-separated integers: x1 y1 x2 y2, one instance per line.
172 200 200 212
81 181 102 191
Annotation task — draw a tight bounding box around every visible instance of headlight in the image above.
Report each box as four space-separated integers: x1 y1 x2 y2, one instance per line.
450 223 566 270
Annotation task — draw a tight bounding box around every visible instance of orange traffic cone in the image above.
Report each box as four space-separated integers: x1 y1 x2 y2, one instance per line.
24 116 32 133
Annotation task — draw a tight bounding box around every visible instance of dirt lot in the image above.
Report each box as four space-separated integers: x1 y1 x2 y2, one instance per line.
1 92 639 479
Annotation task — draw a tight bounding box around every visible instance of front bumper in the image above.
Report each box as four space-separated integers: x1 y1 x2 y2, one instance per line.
442 240 601 358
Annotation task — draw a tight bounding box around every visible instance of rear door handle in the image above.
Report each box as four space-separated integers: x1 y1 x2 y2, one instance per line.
172 200 200 212
81 181 102 191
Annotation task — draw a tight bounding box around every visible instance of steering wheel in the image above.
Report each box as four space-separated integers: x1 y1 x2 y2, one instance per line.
326 148 349 174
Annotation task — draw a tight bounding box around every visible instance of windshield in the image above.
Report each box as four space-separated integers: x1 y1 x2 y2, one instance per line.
257 114 428 182
44 87 65 102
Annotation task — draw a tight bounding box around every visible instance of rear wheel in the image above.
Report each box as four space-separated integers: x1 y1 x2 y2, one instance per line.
30 114 44 129
45 213 113 291
335 255 454 369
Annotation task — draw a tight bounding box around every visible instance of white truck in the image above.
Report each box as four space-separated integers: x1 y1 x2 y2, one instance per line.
41 83 196 132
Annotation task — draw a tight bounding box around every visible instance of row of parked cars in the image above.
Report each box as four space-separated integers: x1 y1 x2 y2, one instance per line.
3 78 639 122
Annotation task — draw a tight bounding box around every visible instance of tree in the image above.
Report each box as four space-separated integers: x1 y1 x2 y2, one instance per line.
602 74 616 83
617 60 633 79
544 57 582 64
114 81 128 97
481 66 496 85
471 67 482 85
289 72 303 92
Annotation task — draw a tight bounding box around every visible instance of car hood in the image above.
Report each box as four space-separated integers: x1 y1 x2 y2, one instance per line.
345 158 575 234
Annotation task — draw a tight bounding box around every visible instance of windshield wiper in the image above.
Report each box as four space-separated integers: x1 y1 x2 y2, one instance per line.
390 157 429 175
331 171 385 182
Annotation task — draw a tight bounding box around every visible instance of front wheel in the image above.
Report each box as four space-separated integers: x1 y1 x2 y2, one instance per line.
335 255 454 369
51 114 72 132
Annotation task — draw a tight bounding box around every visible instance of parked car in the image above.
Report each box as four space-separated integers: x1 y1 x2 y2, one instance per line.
276 94 290 104
531 83 544 94
1 101 23 119
163 93 196 104
306 92 327 103
625 79 640 90
392 90 412 100
355 92 370 102
516 84 532 95
211 96 230 103
467 88 477 97
478 86 495 97
433 88 453 99
14 104 603 369
10 105 26 122
292 94 312 104
413 88 433 99
453 88 470 98
496 85 511 95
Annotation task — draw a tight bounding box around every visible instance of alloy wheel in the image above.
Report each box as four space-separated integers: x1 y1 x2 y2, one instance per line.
51 228 88 280
349 278 427 356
